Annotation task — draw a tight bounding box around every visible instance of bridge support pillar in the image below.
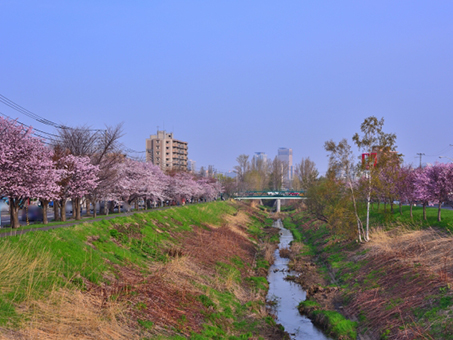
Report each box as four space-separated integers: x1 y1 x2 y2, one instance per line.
276 199 281 213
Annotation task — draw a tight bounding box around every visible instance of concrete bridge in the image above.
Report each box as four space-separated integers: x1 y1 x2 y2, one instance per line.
233 191 305 212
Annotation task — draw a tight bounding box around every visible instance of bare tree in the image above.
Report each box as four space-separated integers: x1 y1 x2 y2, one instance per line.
352 116 399 240
295 157 319 190
233 155 250 193
57 125 98 157
269 157 288 191
55 123 124 217
325 138 367 242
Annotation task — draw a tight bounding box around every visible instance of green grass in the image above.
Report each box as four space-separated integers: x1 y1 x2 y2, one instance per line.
0 201 284 339
313 310 357 339
0 210 132 232
368 204 453 232
0 202 237 327
287 208 453 339
299 300 357 340
412 292 453 339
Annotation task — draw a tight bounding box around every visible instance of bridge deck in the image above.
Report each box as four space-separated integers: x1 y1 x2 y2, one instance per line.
234 196 305 200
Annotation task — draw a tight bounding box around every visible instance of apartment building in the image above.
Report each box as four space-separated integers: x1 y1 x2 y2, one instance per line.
146 130 188 171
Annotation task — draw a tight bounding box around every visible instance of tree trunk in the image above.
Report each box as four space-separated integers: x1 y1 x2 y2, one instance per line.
54 201 60 221
25 201 29 226
61 199 67 222
135 199 138 211
438 201 442 222
390 201 394 214
103 201 109 216
399 202 403 216
423 202 427 220
72 200 76 219
9 198 20 229
410 201 413 218
92 199 97 218
75 198 81 220
377 201 380 211
109 201 114 214
40 199 49 224
85 198 91 217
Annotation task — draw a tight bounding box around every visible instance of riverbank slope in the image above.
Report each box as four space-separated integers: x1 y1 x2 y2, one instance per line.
0 201 286 339
283 208 453 340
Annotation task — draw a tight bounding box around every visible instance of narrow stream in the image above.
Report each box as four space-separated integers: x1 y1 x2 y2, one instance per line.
266 219 332 340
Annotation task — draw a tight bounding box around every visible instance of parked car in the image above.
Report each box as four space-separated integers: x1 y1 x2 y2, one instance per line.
0 198 8 213
21 206 43 222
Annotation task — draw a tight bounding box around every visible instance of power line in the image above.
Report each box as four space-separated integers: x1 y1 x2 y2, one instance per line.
0 94 64 128
0 115 57 148
125 148 146 154
0 111 58 141
0 93 104 132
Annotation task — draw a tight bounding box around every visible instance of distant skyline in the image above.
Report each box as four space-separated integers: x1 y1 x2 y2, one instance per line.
2 1 453 174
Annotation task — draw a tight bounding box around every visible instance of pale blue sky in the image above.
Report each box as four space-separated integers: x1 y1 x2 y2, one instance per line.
1 1 453 174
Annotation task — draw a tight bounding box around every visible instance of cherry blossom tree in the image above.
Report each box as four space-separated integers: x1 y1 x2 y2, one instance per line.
56 154 99 221
56 124 124 216
415 163 453 222
167 172 200 204
0 117 60 228
395 165 417 217
197 178 222 201
145 162 169 207
378 162 400 213
111 158 144 210
108 158 169 211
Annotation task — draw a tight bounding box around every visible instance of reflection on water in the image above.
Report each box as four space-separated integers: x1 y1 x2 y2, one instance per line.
266 219 332 340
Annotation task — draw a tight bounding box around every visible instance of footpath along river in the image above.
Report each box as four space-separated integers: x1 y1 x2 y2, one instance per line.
266 219 332 340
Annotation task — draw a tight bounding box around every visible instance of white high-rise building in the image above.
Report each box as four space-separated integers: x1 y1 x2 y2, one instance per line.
277 147 293 181
252 152 268 168
187 159 196 173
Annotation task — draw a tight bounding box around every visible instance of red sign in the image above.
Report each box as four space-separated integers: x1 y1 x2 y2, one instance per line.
362 153 377 169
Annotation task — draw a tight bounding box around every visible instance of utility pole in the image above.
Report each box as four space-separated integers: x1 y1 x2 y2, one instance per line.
416 153 425 168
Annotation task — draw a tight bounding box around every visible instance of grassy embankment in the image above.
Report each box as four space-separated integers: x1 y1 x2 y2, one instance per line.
283 205 453 340
0 208 162 233
0 201 285 339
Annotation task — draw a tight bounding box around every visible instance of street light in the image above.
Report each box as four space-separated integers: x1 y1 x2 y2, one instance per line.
439 156 453 162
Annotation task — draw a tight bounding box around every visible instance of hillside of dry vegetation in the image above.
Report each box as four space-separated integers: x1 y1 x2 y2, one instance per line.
284 208 453 340
0 202 286 340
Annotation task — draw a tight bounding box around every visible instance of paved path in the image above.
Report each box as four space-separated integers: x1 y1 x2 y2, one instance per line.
0 205 180 238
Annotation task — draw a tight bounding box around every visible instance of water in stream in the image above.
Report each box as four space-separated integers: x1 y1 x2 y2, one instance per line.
266 219 332 340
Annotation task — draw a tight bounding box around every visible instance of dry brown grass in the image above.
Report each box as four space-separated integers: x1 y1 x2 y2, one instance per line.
183 225 255 271
12 289 133 340
0 241 55 300
223 210 254 241
0 205 268 340
261 243 276 266
279 247 291 259
367 227 453 280
224 210 251 226
89 219 262 338
341 227 453 339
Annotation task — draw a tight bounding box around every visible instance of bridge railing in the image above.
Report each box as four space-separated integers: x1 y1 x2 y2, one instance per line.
232 190 305 198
